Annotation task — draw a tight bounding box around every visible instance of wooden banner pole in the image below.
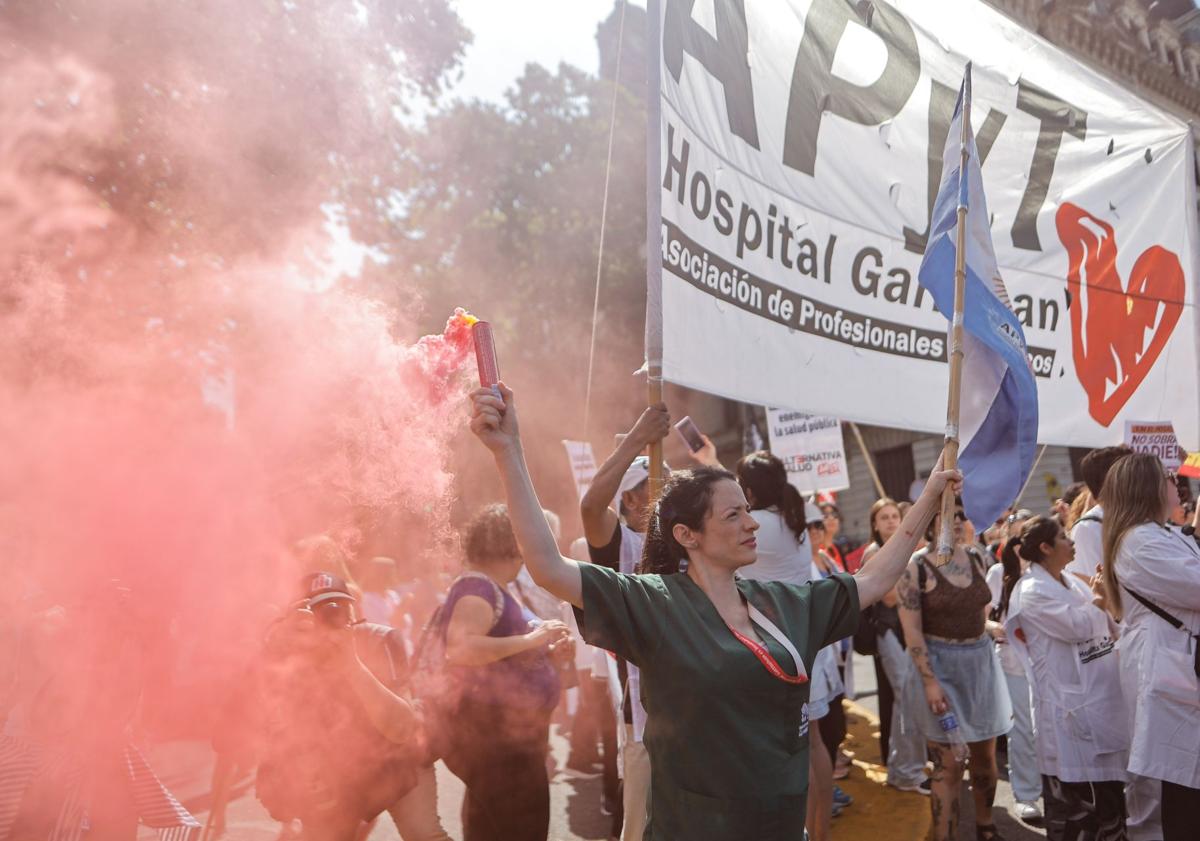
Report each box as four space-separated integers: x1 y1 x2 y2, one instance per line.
648 365 665 503
936 67 972 567
849 422 887 500
1013 443 1048 507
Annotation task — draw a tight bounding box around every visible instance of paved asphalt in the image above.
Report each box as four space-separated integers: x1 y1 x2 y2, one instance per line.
181 651 1047 840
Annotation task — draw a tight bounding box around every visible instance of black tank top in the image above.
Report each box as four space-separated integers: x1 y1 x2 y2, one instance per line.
919 548 991 640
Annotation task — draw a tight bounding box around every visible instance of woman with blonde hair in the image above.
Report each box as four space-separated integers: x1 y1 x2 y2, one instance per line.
1101 453 1200 841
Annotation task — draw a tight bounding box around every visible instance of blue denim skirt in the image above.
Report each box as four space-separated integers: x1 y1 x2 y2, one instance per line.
903 636 1012 743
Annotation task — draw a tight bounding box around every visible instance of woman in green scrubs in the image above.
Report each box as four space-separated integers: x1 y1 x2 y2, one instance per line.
468 385 961 841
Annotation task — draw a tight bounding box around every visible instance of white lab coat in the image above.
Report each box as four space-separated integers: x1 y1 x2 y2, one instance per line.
1065 504 1103 580
1113 523 1200 789
1005 563 1128 783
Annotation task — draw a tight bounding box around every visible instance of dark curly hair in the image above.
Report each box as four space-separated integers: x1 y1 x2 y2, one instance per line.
638 466 737 575
463 503 520 566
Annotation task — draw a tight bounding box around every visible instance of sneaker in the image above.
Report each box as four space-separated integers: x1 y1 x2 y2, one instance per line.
1015 801 1043 825
831 802 843 818
832 785 853 807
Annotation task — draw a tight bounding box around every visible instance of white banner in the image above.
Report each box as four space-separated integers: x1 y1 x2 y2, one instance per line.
652 0 1200 449
766 409 849 493
1124 420 1184 472
562 440 598 501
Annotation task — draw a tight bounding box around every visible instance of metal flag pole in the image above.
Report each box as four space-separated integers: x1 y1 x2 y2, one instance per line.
936 64 972 567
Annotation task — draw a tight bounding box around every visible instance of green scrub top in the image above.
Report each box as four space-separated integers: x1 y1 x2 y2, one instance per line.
574 563 859 841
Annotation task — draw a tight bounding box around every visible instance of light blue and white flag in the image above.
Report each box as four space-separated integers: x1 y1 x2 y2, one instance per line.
917 65 1039 527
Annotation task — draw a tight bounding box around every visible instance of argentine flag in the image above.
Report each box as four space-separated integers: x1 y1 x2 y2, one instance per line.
917 66 1039 527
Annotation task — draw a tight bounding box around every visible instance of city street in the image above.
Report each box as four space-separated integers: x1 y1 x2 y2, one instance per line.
169 652 1045 841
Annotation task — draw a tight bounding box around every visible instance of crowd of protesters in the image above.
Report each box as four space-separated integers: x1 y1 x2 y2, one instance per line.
3 391 1199 841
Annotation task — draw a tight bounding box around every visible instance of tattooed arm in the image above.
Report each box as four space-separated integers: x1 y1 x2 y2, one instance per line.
897 558 950 715
855 458 962 607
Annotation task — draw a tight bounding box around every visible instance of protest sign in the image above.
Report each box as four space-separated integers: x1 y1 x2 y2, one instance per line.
562 440 598 501
766 409 849 494
1124 421 1184 471
647 0 1200 449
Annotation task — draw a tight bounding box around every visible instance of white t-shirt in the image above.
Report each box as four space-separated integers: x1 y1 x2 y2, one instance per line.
738 509 809 586
360 589 400 626
1066 504 1104 580
986 563 1024 675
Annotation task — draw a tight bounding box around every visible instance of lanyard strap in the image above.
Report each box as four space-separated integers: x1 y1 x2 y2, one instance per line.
726 605 809 685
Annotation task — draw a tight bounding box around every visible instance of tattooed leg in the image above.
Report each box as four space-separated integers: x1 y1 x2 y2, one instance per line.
928 741 962 841
968 739 999 827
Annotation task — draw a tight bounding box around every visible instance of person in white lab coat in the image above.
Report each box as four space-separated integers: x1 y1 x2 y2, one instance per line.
1100 453 1200 841
1064 446 1163 840
1066 445 1131 581
1002 516 1128 841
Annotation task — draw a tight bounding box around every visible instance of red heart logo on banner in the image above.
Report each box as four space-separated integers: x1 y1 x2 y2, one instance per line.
1055 203 1185 427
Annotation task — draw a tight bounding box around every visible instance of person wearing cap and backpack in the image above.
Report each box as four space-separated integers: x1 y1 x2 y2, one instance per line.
256 572 449 841
579 404 671 841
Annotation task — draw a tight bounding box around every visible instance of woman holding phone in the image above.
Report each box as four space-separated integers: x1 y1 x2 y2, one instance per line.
467 384 960 840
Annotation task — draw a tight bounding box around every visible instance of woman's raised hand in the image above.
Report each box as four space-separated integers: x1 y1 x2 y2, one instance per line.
919 449 964 502
469 382 520 454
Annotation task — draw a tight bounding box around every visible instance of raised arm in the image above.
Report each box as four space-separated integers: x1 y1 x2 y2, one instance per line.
579 404 670 547
854 458 961 607
470 384 584 607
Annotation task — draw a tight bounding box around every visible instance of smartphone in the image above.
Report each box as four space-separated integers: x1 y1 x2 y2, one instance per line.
472 321 500 392
674 416 705 453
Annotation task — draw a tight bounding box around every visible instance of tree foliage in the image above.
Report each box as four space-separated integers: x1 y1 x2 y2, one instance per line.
0 0 469 260
372 3 654 516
